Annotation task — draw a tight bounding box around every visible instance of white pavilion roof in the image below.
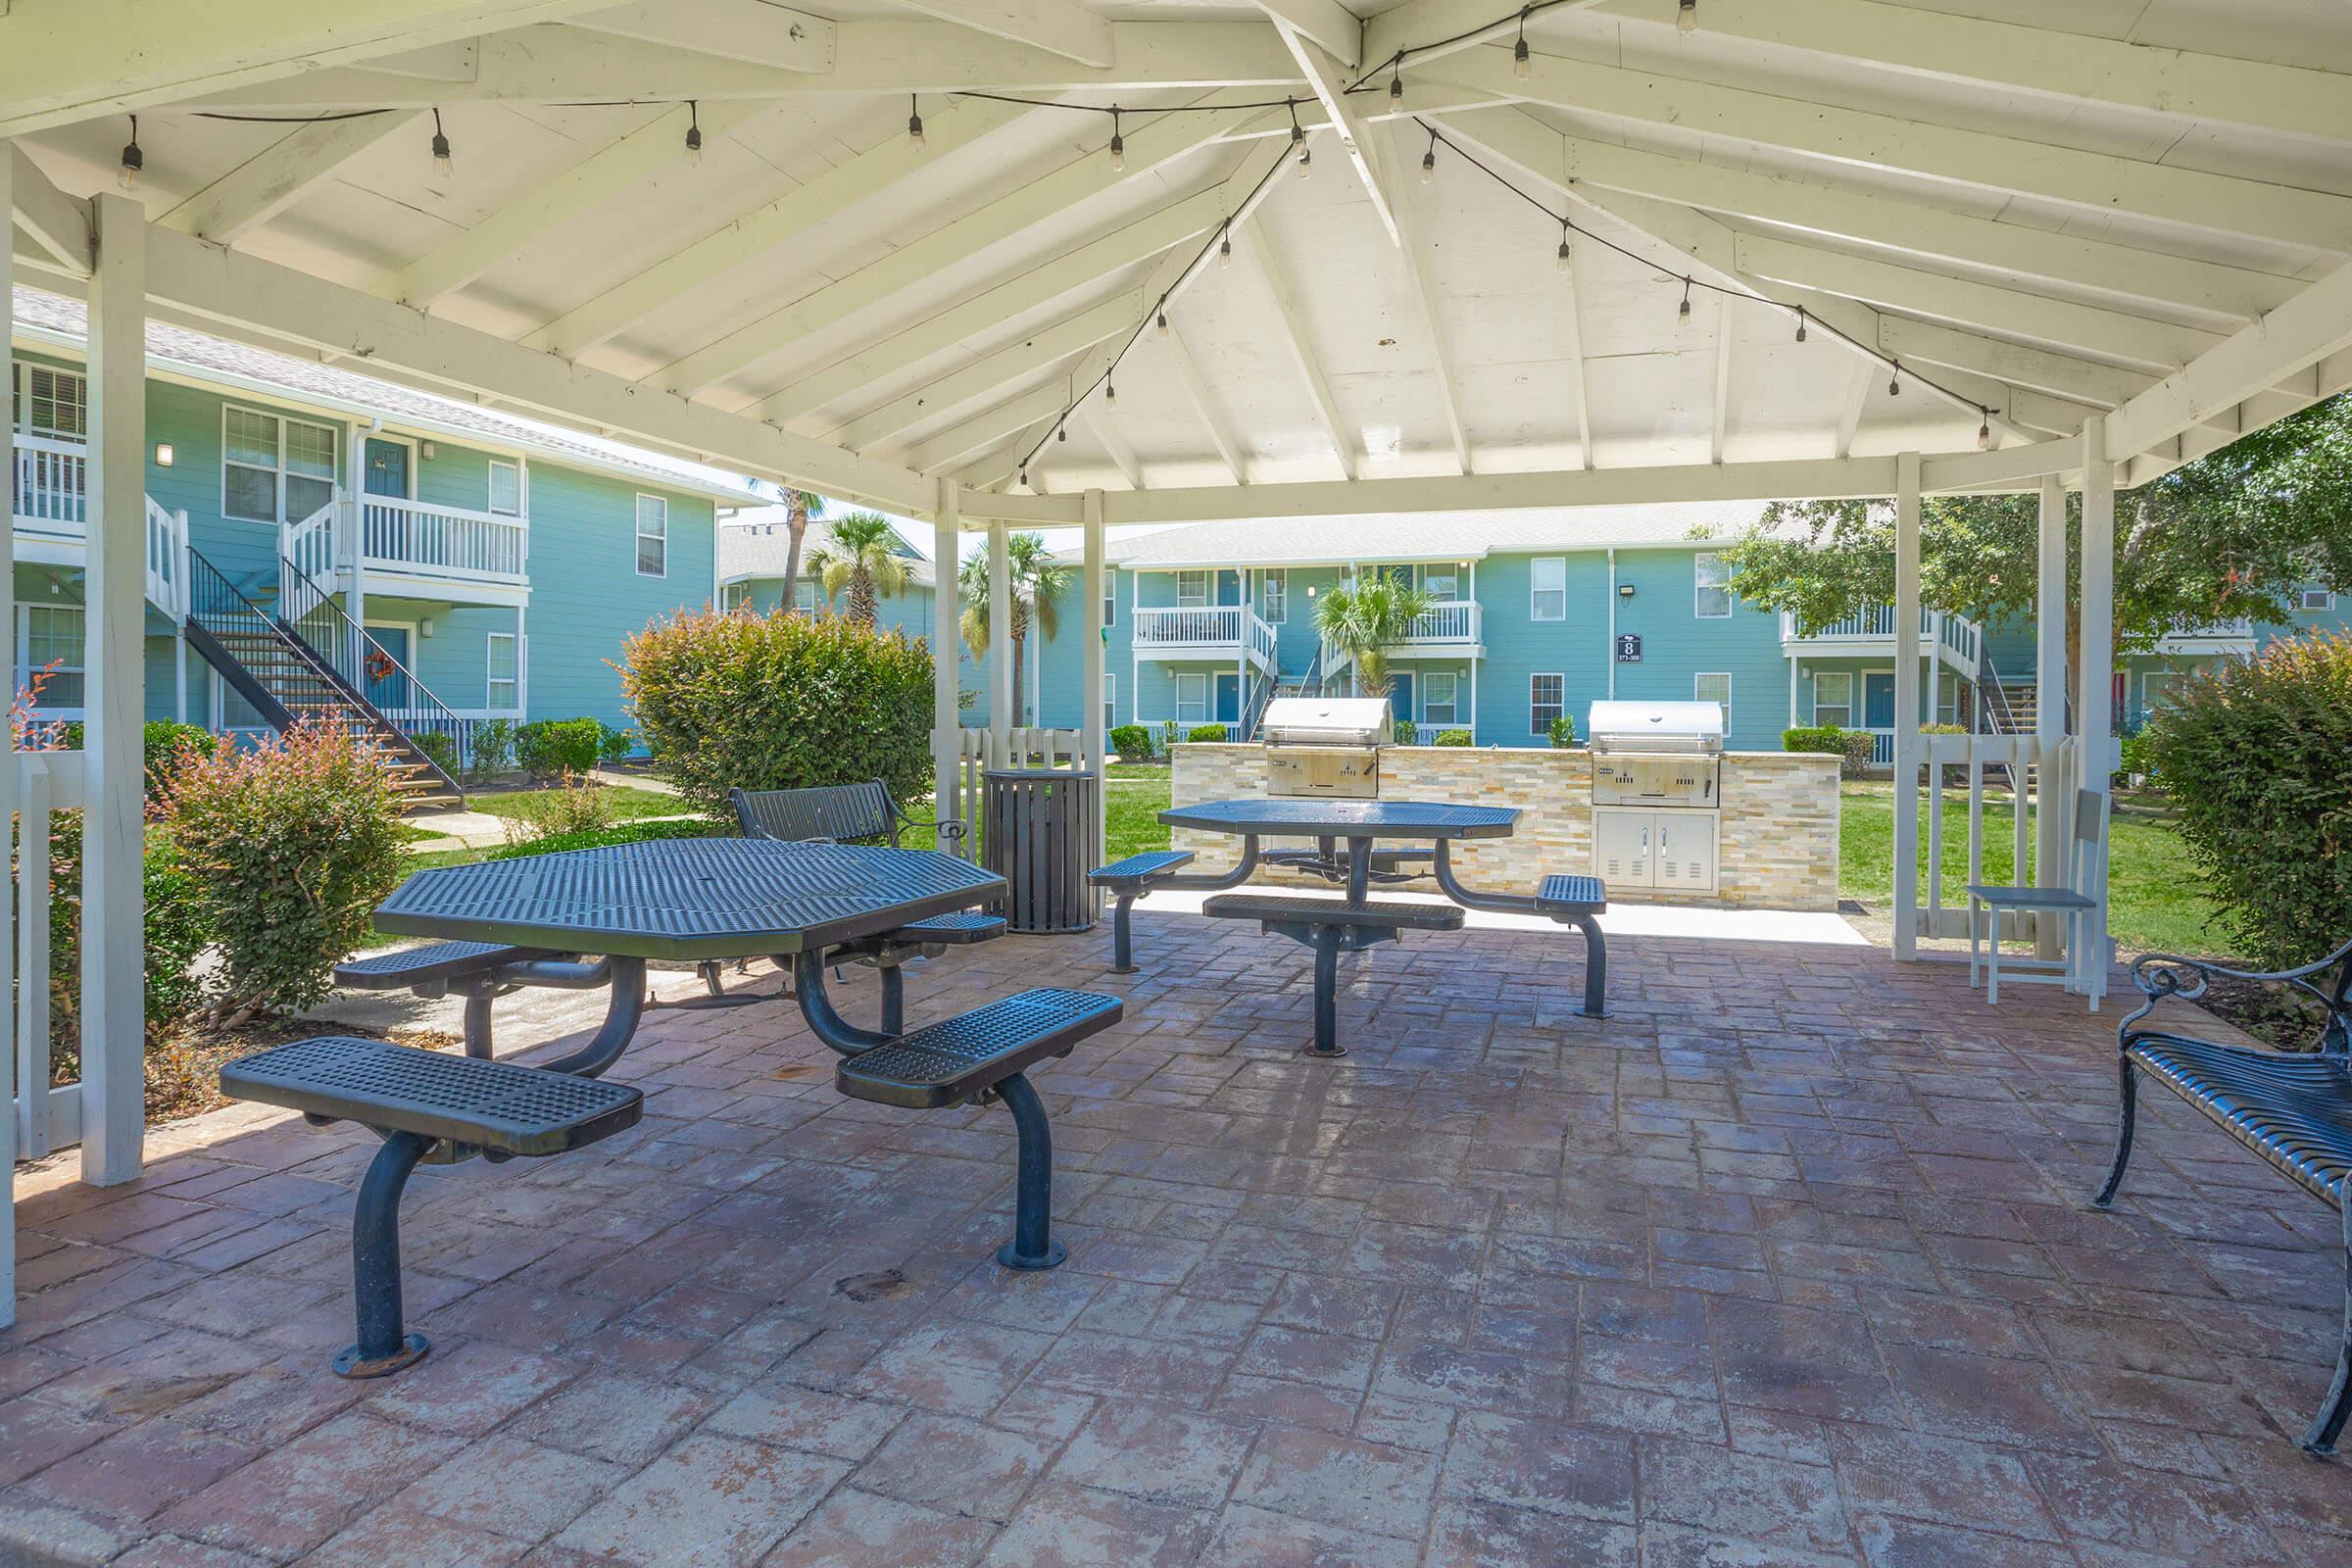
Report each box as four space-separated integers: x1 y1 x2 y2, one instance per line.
9 0 2350 523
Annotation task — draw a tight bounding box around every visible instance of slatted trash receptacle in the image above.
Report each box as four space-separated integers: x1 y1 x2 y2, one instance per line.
982 769 1098 934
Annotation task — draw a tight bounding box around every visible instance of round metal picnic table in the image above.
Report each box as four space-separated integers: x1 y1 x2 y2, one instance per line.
372 838 1007 1075
1157 798 1520 906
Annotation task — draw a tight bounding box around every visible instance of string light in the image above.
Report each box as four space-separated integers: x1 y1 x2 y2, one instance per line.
907 94 926 151
1218 221 1232 267
1288 99 1304 155
1793 306 1807 344
117 116 143 192
1679 0 1698 33
1108 107 1125 173
1105 379 1117 407
1514 8 1532 78
1298 143 1312 178
1057 424 1067 441
1555 220 1572 272
1678 276 1692 322
429 110 453 180
684 101 703 168
1978 409 1993 450
1156 304 1171 339
1421 128 1438 184
1888 361 1902 397
1390 56 1405 107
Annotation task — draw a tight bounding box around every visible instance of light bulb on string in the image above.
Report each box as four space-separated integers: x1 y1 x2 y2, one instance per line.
1105 380 1117 408
1888 361 1902 397
1390 59 1404 107
1108 108 1124 173
1555 220 1572 272
1018 467 1028 488
1514 9 1532 78
1156 308 1171 340
1421 129 1438 184
1288 99 1304 155
1298 145 1312 178
429 109 454 180
1218 222 1232 267
684 101 703 168
1679 0 1699 34
1057 424 1067 442
117 116 143 192
908 95 926 151
1678 276 1692 322
1978 409 1993 450
1793 307 1807 343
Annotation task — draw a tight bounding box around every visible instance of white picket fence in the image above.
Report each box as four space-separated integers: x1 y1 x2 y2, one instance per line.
1909 730 2084 945
941 727 1087 853
9 748 83 1162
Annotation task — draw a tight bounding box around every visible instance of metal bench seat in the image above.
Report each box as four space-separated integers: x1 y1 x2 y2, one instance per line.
1201 895 1464 1058
1536 874 1608 913
1089 849 1197 973
220 1037 642 1380
891 911 1007 945
333 940 553 991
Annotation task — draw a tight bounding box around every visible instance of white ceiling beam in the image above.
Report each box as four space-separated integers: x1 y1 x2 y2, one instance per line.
158 111 424 246
1874 318 2156 410
372 100 766 308
1363 0 1608 74
1386 122 1472 473
27 216 932 512
526 96 1026 360
1004 244 1195 493
1559 235 1592 468
906 383 1072 474
1494 119 2299 327
1162 319 1247 484
1273 23 1400 246
1734 233 2226 375
1081 404 1144 490
890 0 1115 69
568 0 834 72
1601 0 2352 144
2106 257 2352 463
2124 345 2352 487
1834 357 1872 458
1710 319 1732 466
1244 218 1353 480
1253 0 1361 69
656 92 1265 397
1417 46 2352 253
0 0 613 137
196 21 1304 107
831 293 1138 451
8 143 92 272
751 180 1229 422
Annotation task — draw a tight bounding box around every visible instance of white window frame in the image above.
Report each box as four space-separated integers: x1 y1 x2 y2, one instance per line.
1530 558 1567 622
1812 670 1853 728
1694 552 1733 618
793 580 823 613
635 493 669 578
16 603 86 717
1424 670 1457 726
1174 671 1208 723
10 364 86 439
1422 568 1459 602
1262 567 1288 625
1530 672 1563 735
720 580 752 613
1104 672 1117 734
1695 672 1732 729
486 631 520 711
1176 569 1210 608
487 459 522 518
1103 568 1115 627
2300 586 2336 612
222 404 339 526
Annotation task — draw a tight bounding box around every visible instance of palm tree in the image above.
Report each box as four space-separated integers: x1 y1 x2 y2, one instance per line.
958 532 1071 727
1314 572 1435 703
806 511 910 626
774 487 826 610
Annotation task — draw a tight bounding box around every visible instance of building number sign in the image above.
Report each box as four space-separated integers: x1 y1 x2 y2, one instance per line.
1615 633 1643 662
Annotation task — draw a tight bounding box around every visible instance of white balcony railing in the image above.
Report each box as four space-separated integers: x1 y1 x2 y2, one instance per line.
285 492 530 592
11 433 89 538
1134 604 1278 670
1404 600 1481 643
1781 606 1980 676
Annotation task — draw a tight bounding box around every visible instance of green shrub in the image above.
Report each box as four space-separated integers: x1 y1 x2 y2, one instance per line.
1159 720 1179 754
144 721 213 797
408 729 459 777
2117 731 2153 783
488 817 715 860
515 717 621 782
1110 723 1153 762
2142 632 2352 968
160 719 408 1018
600 725 635 763
1186 724 1230 743
499 780 617 849
1433 729 1473 747
1547 714 1577 749
467 717 517 782
1785 723 1878 778
620 605 934 819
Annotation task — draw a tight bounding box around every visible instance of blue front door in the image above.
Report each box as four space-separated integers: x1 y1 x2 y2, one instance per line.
1215 569 1242 606
364 438 410 499
366 625 410 710
1214 672 1241 724
1390 671 1414 725
1863 672 1895 729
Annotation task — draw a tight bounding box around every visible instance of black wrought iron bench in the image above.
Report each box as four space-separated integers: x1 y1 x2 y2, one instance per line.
793 954 1121 1269
1201 893 1465 1057
2093 938 2352 1455
334 942 614 1058
220 1037 642 1379
1088 850 1196 973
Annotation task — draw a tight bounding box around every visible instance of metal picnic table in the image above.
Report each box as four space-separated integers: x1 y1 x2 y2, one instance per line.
1154 798 1522 906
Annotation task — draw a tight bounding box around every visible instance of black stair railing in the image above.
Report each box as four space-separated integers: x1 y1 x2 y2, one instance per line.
278 558 470 787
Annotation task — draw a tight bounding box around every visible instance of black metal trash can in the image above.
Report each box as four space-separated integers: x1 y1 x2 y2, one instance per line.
982 769 1098 934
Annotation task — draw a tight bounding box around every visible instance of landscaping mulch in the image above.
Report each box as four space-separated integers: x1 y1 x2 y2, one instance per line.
2186 968 2333 1053
145 1013 459 1125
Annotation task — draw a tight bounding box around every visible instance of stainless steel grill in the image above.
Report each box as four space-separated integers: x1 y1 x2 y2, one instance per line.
1262 697 1388 799
1588 701 1723 894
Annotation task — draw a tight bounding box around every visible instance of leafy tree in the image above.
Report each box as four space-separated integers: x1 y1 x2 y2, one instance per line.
807 511 911 626
1313 572 1435 701
1715 394 2352 701
772 487 826 610
958 532 1071 727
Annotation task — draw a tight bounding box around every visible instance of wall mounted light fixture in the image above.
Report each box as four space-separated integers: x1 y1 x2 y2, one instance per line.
1618 583 1637 599
154 442 174 466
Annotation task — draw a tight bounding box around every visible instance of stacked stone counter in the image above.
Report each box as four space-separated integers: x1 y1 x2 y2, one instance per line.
1169 744 1840 911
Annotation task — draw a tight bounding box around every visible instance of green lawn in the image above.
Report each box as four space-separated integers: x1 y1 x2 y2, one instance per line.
900 783 1171 863
1837 780 2228 956
464 783 685 822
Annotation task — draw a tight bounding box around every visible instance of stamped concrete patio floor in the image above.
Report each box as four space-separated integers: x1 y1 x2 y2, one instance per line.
3 911 2348 1566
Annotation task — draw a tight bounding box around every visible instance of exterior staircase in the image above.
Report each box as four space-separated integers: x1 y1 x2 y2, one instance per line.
179 547 465 814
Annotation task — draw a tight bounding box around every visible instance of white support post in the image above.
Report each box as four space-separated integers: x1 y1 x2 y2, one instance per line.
0 141 19 1321
82 193 146 1186
1891 451 1923 962
2080 416 2117 998
1082 489 1106 869
988 519 1011 761
2034 472 2068 959
932 478 962 849
1788 660 1800 729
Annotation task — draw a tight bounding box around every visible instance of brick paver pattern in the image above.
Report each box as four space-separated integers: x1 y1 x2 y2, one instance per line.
2 909 2348 1565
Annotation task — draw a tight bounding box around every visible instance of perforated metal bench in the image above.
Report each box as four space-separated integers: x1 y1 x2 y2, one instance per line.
1535 874 1610 1019
817 986 1121 1269
334 941 607 1058
2095 940 2352 1455
220 1037 642 1380
1089 850 1197 973
1202 893 1465 1057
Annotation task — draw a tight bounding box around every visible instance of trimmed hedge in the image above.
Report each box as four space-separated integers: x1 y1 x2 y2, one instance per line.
489 817 715 860
515 717 630 781
620 605 935 819
1110 723 1154 762
1785 723 1877 778
1433 729 1473 747
2142 631 2352 968
1187 724 1230 743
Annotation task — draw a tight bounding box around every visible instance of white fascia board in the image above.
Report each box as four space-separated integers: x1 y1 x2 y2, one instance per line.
891 0 1116 69
2105 256 2352 462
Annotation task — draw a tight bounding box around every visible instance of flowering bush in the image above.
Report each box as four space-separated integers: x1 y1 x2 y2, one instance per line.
160 720 408 1019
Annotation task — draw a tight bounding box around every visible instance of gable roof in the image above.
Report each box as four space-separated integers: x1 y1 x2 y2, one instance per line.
1087 501 1798 571
10 286 760 506
719 510 937 590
